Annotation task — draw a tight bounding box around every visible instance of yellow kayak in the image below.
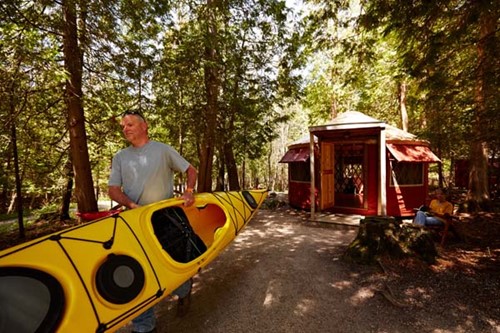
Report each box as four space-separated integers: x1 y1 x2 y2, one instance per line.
0 190 267 333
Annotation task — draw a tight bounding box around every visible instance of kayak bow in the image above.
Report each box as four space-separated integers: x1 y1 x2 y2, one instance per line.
0 190 267 333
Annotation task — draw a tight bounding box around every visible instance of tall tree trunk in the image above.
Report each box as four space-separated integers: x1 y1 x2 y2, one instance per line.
467 7 494 211
330 68 338 120
436 142 444 188
11 119 24 238
60 159 73 220
176 124 185 189
198 0 220 192
330 95 337 120
7 193 16 215
241 158 246 189
215 152 225 191
62 0 97 213
268 144 273 191
7 55 24 237
224 142 240 191
398 81 408 132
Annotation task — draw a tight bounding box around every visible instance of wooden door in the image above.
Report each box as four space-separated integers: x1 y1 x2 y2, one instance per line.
320 141 335 209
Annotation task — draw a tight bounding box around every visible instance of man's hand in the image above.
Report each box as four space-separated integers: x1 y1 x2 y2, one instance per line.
109 186 140 210
182 191 195 207
129 202 141 209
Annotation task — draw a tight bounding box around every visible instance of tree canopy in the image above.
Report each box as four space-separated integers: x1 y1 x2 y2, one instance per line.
303 0 498 208
0 0 498 229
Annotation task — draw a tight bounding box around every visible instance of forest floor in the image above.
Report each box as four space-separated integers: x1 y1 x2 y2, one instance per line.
1 200 499 332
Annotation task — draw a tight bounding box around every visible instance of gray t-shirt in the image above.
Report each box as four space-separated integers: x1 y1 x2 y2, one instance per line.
108 141 189 205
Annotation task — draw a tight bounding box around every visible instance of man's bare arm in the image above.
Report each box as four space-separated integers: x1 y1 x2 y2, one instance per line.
181 165 198 206
108 186 140 209
186 165 197 189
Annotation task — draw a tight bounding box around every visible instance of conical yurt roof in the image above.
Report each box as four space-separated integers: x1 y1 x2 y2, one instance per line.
305 111 420 142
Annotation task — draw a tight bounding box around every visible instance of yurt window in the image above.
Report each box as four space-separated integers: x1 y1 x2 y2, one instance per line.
290 162 310 182
390 162 423 186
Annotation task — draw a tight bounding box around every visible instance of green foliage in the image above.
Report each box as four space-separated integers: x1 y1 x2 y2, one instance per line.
357 0 499 161
0 3 68 211
0 220 20 234
302 1 405 125
5 0 495 217
1 0 303 215
151 0 301 186
301 0 499 185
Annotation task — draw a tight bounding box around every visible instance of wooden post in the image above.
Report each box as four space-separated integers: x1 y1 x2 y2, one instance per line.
310 132 315 220
379 127 387 215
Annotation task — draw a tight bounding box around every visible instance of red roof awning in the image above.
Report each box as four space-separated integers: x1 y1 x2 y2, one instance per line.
387 143 441 163
279 147 310 163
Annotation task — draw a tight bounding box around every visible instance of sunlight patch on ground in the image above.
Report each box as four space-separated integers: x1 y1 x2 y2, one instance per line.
294 299 314 316
262 279 280 308
485 319 500 332
233 228 268 243
434 316 481 333
404 287 431 300
263 291 275 308
274 225 298 236
349 287 375 305
330 280 352 290
233 222 299 248
432 329 466 333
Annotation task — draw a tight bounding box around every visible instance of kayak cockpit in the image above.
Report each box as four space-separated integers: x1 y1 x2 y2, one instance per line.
151 204 226 263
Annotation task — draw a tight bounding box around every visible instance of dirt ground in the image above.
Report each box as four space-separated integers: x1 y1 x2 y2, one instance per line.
116 207 500 333
1 204 499 333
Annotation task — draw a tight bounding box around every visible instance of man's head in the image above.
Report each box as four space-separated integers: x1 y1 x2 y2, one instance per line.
121 111 148 147
434 188 447 202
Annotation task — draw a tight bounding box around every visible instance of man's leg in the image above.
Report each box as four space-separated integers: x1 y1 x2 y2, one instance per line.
424 216 444 226
131 306 156 333
414 210 427 225
172 278 193 317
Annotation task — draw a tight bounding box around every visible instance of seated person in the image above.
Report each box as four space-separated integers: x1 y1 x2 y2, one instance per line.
414 188 454 226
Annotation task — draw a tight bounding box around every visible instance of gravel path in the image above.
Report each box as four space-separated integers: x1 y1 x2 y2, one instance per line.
118 208 500 333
